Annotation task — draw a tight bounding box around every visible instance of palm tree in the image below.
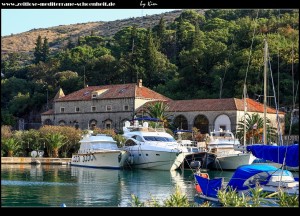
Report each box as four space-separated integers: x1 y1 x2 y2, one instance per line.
2 137 21 157
45 133 66 158
146 101 170 127
236 113 277 144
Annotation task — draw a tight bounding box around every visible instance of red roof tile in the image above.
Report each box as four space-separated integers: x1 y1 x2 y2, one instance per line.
165 98 284 114
55 83 170 102
41 109 54 115
167 98 237 112
235 98 284 114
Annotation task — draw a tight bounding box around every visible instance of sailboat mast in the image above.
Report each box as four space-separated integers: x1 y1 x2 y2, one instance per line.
263 39 268 145
243 84 247 146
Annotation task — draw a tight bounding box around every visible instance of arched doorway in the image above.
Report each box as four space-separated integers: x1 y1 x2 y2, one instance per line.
193 115 209 134
89 119 97 130
173 115 188 130
44 119 52 125
103 119 113 129
58 120 66 126
214 114 231 132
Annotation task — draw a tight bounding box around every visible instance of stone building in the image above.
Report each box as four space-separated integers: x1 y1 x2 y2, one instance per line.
41 79 169 131
41 79 285 135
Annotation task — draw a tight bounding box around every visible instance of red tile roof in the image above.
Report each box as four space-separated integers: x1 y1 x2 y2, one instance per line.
165 98 284 114
235 98 284 114
41 109 54 115
55 83 170 102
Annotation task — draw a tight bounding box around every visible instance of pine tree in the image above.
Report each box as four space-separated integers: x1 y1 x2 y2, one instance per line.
42 37 50 62
34 35 43 64
145 28 159 86
156 16 166 51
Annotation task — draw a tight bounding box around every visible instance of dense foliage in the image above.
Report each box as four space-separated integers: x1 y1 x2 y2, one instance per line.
1 9 299 133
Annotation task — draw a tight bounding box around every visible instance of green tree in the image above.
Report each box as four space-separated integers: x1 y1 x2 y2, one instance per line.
146 101 170 127
236 113 277 144
2 137 21 157
45 133 66 158
34 35 43 64
41 37 50 62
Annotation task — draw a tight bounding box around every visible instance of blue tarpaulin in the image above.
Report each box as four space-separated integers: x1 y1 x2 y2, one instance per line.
246 144 299 167
133 117 161 122
227 164 277 191
194 175 222 198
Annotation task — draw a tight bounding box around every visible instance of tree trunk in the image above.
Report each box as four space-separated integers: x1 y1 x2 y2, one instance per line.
8 150 13 157
53 149 59 158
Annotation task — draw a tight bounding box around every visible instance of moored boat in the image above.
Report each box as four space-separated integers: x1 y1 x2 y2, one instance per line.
71 131 129 169
194 164 299 205
121 118 188 170
207 129 255 170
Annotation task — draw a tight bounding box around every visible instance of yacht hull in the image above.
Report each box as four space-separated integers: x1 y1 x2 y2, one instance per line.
71 150 129 169
213 153 256 170
124 149 185 170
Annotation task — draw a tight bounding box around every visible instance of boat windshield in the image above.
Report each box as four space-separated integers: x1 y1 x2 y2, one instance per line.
143 136 176 142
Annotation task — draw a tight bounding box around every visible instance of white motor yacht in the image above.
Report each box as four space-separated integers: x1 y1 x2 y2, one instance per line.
71 131 129 169
122 120 189 170
207 129 255 170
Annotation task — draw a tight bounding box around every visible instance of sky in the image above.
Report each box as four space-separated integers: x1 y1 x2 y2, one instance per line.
1 9 178 36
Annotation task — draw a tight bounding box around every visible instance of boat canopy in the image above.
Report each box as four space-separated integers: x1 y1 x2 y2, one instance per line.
227 164 280 191
134 117 161 122
194 175 222 198
246 144 299 167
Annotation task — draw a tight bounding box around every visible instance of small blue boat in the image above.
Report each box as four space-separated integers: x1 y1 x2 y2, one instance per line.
195 144 299 203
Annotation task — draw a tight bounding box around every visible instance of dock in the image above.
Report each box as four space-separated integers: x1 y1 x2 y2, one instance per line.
1 157 71 165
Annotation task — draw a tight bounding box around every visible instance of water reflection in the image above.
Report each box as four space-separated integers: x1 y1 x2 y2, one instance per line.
1 164 195 207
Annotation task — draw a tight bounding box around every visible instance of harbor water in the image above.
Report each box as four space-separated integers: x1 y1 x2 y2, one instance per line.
1 164 298 207
1 164 198 207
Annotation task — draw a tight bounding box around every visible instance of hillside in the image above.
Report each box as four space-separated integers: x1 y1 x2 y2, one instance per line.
1 9 205 54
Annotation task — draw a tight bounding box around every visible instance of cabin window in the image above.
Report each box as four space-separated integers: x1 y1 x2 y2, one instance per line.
60 107 65 113
106 105 112 111
125 139 137 146
75 107 80 112
91 106 96 112
124 105 129 111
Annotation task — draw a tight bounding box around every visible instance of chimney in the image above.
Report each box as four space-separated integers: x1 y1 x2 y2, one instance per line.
138 79 142 87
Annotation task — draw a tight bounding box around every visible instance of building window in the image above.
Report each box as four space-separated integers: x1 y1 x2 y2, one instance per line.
75 107 80 112
60 107 65 113
105 123 111 129
106 105 112 111
92 94 97 99
91 106 96 112
124 105 129 111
